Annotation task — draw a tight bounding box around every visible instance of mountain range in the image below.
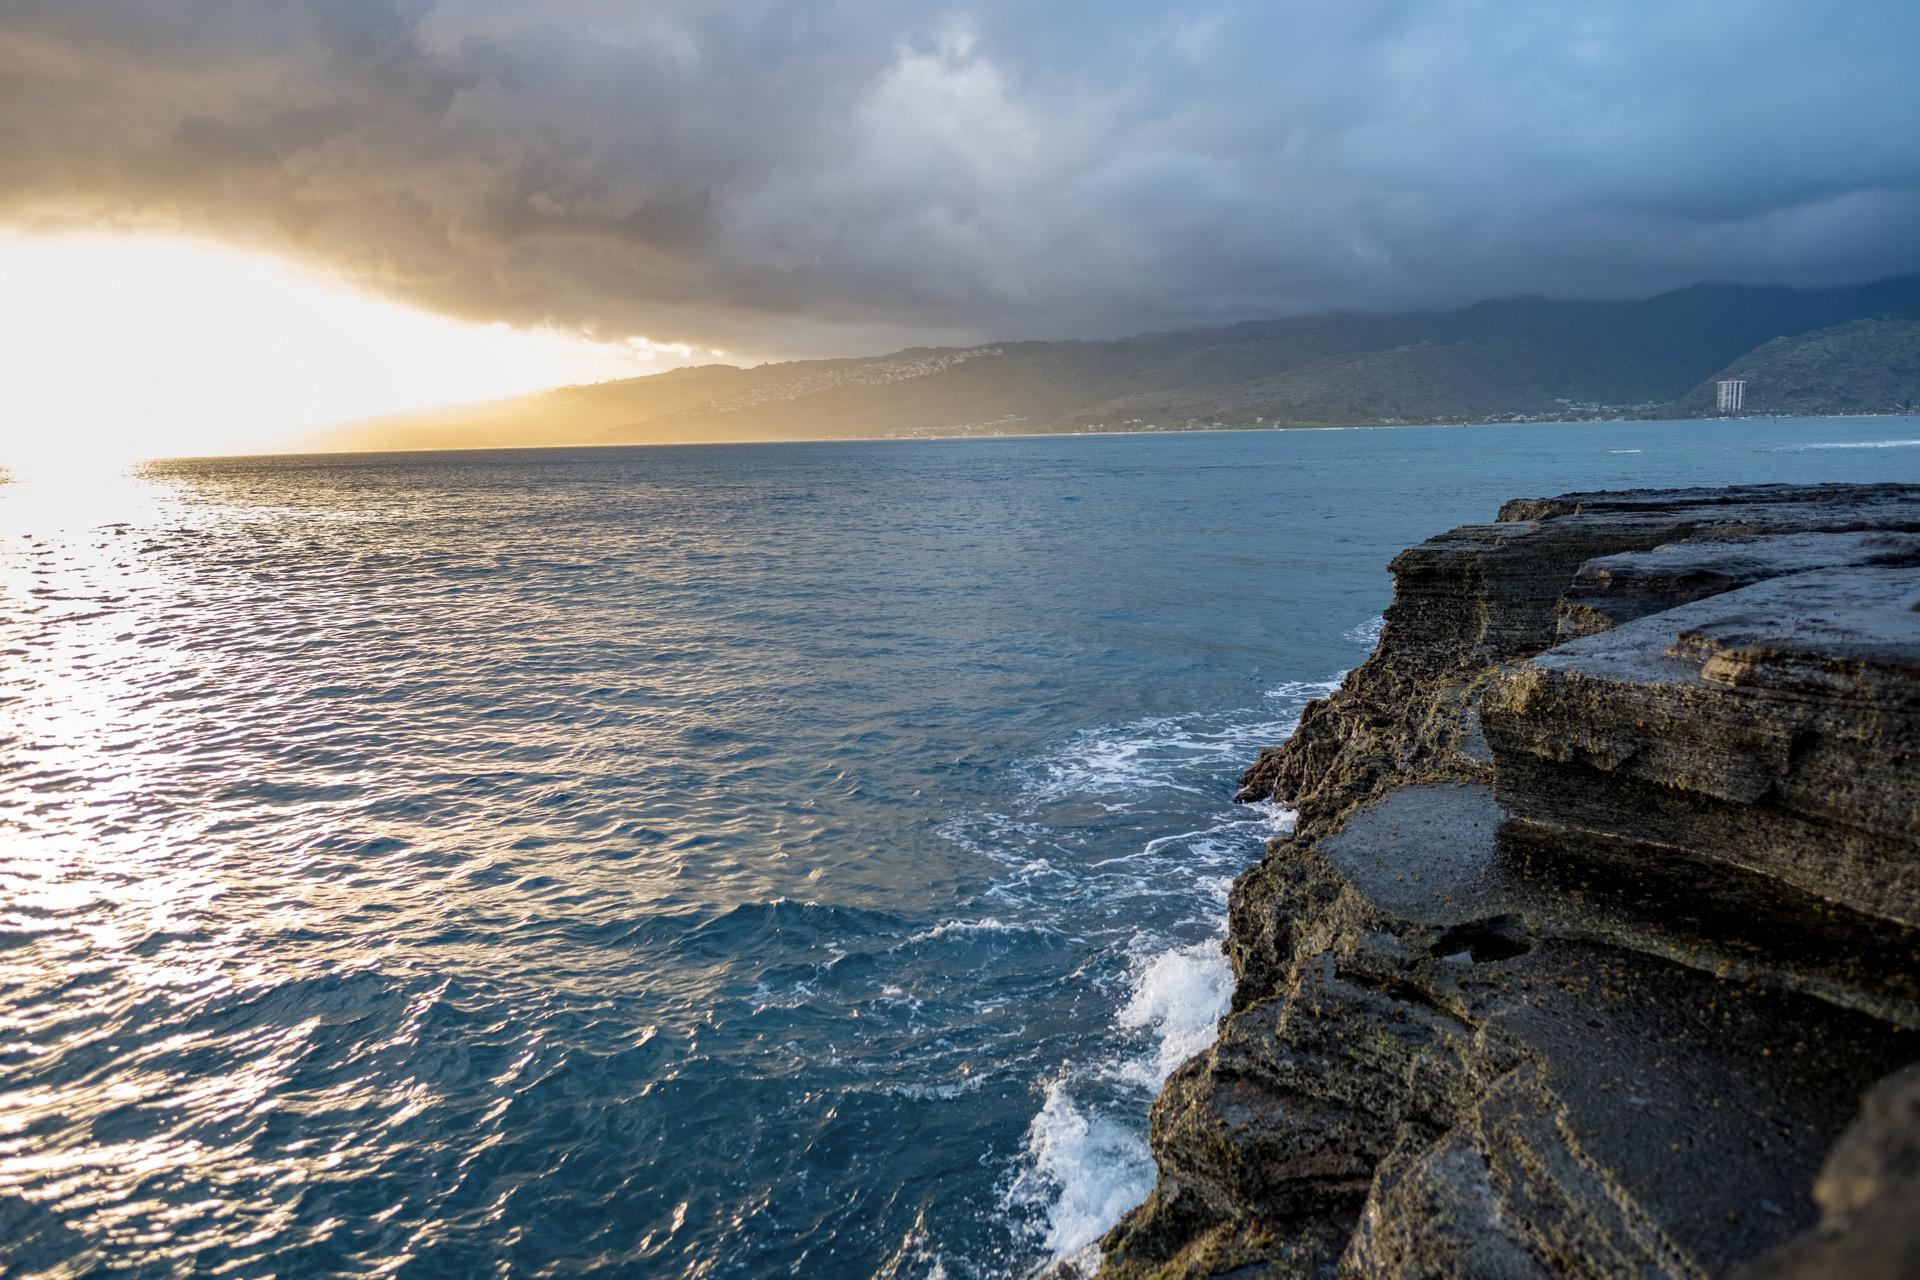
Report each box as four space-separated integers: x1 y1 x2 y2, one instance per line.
312 275 1920 452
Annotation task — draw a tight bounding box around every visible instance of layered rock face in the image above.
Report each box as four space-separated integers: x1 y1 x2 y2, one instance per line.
1099 484 1920 1279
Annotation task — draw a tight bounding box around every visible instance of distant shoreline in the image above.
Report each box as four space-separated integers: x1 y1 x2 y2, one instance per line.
38 410 1920 469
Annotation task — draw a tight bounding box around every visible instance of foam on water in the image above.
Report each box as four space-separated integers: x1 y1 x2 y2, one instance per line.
1343 614 1386 648
1773 438 1920 450
1116 939 1235 1085
973 682 1324 1271
1009 1081 1157 1257
1017 680 1341 806
7 421 1912 1280
999 916 1252 1260
901 916 1037 943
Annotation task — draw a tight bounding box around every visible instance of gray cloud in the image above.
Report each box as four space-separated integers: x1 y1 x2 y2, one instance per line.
3 0 1917 357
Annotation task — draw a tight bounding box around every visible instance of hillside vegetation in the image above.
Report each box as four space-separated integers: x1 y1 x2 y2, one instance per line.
310 275 1920 451
1674 316 1920 417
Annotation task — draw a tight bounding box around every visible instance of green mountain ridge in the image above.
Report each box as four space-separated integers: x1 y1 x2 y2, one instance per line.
310 275 1920 451
1676 316 1920 417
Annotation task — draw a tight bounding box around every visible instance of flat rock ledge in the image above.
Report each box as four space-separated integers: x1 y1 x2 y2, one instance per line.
1095 483 1920 1280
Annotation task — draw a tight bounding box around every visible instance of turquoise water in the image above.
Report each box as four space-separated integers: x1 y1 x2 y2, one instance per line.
2 418 1917 1277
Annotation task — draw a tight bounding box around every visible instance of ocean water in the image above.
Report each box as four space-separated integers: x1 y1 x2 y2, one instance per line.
3 417 1917 1278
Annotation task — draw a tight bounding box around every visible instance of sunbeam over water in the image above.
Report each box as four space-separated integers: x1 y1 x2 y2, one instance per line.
3 419 1919 1277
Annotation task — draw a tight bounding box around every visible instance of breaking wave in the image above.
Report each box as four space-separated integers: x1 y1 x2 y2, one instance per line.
959 681 1325 1267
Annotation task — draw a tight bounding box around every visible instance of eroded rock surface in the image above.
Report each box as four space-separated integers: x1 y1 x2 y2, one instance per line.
1102 484 1920 1279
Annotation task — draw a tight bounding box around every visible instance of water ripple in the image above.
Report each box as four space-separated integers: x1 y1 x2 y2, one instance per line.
4 421 1915 1277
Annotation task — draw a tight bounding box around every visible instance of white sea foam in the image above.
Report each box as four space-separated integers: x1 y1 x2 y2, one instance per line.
1266 677 1345 704
1772 438 1920 450
983 673 1338 1270
1023 720 1242 799
1115 939 1234 1085
1122 801 1293 866
1020 678 1341 805
1004 931 1236 1259
1007 1080 1156 1257
1343 614 1385 647
1247 798 1300 839
886 1077 989 1102
899 916 1035 945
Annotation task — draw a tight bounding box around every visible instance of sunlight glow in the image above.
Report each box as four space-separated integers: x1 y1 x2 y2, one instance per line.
0 231 689 466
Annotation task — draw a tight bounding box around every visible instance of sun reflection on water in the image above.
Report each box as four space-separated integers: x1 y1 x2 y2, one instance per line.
0 451 763 1271
0 461 345 1264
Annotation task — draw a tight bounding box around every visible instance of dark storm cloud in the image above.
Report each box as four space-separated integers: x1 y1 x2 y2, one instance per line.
3 0 1917 355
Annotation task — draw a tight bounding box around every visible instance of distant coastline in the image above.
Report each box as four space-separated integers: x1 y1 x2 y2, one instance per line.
300 274 1920 456
131 409 1920 467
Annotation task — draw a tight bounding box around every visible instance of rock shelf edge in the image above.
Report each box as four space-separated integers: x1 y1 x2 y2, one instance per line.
1093 483 1920 1280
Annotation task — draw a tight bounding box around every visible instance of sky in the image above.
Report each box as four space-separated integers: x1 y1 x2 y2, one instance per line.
0 232 694 463
2 1 1919 457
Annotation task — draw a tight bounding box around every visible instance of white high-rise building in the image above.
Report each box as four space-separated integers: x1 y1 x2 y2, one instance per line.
1716 378 1746 413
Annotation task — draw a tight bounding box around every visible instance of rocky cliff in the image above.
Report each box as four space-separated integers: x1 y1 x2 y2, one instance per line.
1095 483 1920 1279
